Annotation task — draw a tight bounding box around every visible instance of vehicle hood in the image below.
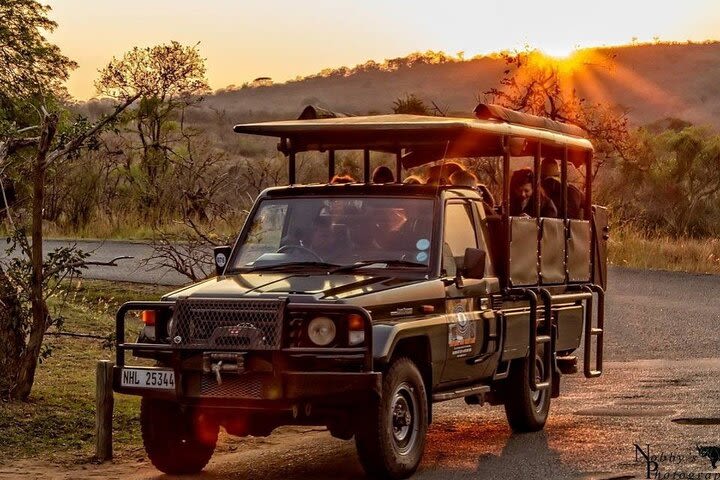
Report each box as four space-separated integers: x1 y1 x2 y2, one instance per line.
161 272 425 302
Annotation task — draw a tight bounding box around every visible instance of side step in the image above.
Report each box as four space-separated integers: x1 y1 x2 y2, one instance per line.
432 384 490 403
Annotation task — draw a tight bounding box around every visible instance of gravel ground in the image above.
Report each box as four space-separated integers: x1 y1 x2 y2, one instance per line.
1 241 719 479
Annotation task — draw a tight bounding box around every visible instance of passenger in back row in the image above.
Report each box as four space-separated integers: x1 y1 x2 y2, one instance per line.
425 161 465 185
372 165 395 183
540 158 585 219
509 168 557 218
448 169 497 214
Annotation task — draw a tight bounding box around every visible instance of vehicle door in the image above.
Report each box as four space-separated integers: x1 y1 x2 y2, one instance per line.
439 200 494 384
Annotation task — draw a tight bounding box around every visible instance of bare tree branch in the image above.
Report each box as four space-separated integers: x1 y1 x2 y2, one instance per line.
42 255 133 281
47 93 140 164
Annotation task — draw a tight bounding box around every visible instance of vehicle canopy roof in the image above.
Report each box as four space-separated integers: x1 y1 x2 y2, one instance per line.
233 103 593 168
258 182 482 199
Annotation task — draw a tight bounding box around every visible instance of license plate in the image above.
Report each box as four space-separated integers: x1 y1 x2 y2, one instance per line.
120 367 175 390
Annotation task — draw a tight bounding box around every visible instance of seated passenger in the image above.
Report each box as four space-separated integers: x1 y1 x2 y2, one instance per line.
448 169 478 187
372 165 395 183
425 161 465 185
330 174 356 184
540 158 585 219
403 175 423 184
509 168 557 218
449 170 496 216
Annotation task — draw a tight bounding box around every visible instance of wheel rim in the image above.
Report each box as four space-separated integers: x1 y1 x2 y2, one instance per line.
531 357 547 412
390 382 418 456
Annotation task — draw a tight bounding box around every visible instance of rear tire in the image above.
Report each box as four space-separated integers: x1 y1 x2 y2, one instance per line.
140 398 218 475
355 357 428 479
503 349 551 432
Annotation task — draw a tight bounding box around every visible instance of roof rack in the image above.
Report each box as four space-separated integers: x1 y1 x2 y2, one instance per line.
473 104 587 138
233 104 593 183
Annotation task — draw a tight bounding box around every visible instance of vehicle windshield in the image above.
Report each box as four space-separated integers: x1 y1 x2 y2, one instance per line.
230 196 434 272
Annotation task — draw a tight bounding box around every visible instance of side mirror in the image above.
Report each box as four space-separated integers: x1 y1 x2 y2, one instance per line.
213 246 232 276
462 248 486 279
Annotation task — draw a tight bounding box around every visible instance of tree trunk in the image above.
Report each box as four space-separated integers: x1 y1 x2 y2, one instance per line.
12 112 58 401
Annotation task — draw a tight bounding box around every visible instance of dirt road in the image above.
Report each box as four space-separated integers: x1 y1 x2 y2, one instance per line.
1 242 719 479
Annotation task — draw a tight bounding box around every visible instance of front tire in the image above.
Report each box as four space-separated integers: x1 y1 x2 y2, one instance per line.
503 349 551 432
140 398 218 475
355 357 428 480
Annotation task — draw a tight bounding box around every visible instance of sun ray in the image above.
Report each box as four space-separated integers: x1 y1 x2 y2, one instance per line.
573 66 614 106
597 60 681 108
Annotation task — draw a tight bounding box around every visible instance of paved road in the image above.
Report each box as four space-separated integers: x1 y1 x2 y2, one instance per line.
3 241 720 479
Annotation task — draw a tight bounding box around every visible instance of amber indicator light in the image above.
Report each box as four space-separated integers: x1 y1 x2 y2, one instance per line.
141 310 156 326
347 313 364 331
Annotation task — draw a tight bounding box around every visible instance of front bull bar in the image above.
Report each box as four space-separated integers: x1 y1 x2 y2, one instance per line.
113 300 375 399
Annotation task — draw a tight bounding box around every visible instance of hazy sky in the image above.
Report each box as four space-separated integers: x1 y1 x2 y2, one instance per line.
45 0 720 99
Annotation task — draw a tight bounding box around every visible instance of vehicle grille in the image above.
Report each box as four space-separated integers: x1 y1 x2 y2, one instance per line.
171 298 285 350
200 373 268 399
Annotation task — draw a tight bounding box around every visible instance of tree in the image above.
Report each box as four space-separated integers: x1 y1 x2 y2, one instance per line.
0 0 77 123
96 41 210 218
0 1 141 400
484 49 637 181
392 94 446 117
1 96 139 400
611 126 720 236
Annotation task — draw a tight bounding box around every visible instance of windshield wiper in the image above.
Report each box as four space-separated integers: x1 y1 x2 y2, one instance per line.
242 261 341 273
330 259 427 274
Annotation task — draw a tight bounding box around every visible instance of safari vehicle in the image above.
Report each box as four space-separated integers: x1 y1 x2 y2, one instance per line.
113 103 608 479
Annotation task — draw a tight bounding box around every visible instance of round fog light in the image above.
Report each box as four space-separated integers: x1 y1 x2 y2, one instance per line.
307 316 336 346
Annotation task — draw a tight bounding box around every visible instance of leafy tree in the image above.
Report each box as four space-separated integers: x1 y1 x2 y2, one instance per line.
0 0 77 125
392 94 445 116
96 41 210 216
393 94 431 115
0 1 141 400
484 49 636 180
612 126 720 236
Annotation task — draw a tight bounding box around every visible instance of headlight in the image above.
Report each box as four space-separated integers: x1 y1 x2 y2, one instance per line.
307 316 336 346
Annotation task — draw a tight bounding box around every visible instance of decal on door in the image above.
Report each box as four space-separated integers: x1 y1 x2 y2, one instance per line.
448 301 476 358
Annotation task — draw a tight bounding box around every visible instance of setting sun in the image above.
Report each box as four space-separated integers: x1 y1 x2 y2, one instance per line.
43 0 720 99
539 46 578 60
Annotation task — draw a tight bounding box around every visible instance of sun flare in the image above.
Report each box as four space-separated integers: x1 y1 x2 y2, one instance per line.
525 49 587 75
540 45 577 60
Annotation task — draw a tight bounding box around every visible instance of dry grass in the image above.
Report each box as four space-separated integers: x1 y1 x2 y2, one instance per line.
609 224 720 274
0 280 170 462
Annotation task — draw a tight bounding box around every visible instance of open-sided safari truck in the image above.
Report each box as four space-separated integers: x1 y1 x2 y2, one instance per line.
113 104 608 479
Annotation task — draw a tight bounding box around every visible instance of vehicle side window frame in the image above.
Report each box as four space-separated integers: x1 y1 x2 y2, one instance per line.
441 199 478 278
470 199 494 278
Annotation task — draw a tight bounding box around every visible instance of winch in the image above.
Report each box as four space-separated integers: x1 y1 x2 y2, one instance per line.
202 352 245 385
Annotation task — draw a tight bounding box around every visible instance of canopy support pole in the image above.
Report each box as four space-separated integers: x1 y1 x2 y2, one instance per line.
561 147 568 220
584 151 593 220
289 152 296 185
363 149 370 183
502 136 511 291
328 150 335 182
395 150 402 183
534 142 542 217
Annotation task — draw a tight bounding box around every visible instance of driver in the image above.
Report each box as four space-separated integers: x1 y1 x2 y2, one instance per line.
308 215 338 260
370 207 409 251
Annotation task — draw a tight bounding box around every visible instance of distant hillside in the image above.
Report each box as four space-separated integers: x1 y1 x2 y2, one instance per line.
203 42 720 129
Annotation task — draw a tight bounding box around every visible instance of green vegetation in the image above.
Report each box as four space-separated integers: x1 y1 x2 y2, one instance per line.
608 224 720 274
0 280 168 462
